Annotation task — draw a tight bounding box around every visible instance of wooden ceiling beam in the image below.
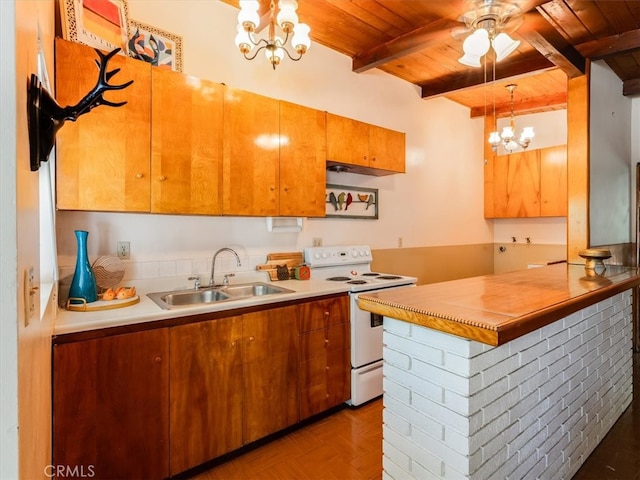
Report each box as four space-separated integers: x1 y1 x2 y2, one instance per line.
469 91 567 118
517 11 585 78
623 78 640 96
352 18 461 73
419 52 555 99
576 29 640 59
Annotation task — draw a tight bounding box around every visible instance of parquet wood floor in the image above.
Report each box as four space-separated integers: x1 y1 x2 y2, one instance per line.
191 353 639 480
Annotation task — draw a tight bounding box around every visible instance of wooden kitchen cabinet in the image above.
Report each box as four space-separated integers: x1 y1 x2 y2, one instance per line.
223 88 280 216
326 113 405 176
298 295 350 420
279 100 327 217
223 90 326 217
55 38 151 212
485 144 567 218
242 305 300 443
52 329 170 480
169 315 243 476
151 69 224 214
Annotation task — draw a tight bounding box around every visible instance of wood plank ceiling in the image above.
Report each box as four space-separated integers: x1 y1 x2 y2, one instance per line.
222 1 640 118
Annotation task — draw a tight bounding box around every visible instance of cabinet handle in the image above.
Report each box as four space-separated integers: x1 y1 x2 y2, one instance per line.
325 366 330 370
159 175 167 181
154 356 162 363
324 339 329 345
371 157 376 162
269 186 275 191
249 336 255 342
136 173 144 179
324 311 330 317
283 186 289 192
363 155 368 160
231 341 237 347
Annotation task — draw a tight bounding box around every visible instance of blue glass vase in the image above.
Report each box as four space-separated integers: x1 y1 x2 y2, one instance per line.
68 230 97 304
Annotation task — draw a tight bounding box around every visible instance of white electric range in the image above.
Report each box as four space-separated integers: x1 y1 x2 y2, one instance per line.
304 245 417 405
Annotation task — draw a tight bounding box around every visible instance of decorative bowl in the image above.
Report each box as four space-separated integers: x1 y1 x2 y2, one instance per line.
578 248 612 270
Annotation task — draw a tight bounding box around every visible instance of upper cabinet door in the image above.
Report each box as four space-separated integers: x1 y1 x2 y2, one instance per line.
151 70 223 215
540 145 568 217
279 101 326 217
55 38 151 212
369 124 406 173
326 113 369 167
223 88 280 216
493 150 541 218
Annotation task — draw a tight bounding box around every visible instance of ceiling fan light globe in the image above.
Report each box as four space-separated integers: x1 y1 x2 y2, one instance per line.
492 33 520 62
463 28 490 56
458 52 482 67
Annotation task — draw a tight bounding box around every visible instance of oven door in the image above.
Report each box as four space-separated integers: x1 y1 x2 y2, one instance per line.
350 284 415 369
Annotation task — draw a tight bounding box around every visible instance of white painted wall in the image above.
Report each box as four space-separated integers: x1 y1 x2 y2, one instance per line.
56 0 569 269
590 60 633 246
0 1 18 477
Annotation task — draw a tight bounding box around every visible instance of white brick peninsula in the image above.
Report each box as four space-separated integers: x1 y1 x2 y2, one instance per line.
357 264 640 480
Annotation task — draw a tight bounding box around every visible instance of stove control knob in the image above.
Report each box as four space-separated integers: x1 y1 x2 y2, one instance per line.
321 252 328 259
351 250 358 258
314 253 321 260
359 250 365 256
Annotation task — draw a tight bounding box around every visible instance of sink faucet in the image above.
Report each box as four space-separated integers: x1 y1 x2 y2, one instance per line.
210 248 241 286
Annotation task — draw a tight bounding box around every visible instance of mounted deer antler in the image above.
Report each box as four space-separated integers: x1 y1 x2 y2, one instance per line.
28 46 134 171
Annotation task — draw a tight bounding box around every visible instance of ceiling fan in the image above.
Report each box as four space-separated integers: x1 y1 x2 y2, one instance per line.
451 0 525 67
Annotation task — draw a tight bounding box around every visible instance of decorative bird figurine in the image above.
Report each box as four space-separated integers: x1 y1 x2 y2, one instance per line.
338 192 346 210
366 194 375 210
345 192 353 210
328 192 338 211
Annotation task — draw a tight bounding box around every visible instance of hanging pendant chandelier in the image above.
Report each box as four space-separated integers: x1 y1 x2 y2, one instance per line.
489 84 534 153
235 0 311 70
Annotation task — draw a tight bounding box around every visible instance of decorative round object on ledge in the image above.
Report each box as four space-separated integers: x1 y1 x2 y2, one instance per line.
578 248 612 271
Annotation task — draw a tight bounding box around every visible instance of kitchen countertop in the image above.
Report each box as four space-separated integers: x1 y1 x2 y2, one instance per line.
357 263 640 346
54 273 350 336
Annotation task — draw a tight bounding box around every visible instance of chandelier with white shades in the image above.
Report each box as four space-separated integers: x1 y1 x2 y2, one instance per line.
235 0 311 69
457 0 522 67
489 84 535 152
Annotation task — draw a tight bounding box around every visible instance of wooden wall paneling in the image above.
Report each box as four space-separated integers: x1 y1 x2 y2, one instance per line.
567 71 590 262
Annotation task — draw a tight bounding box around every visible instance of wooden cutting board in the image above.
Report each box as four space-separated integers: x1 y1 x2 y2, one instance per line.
256 252 304 281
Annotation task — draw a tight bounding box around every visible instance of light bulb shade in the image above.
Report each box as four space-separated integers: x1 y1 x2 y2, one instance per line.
458 52 482 67
238 1 260 30
488 131 501 145
277 3 298 29
463 28 490 57
501 126 515 140
505 140 518 152
235 25 253 52
292 23 311 52
265 44 285 64
492 32 520 62
520 126 535 141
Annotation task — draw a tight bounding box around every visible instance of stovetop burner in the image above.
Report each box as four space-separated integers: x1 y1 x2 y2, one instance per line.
347 280 368 285
327 276 351 282
362 272 380 277
377 275 402 280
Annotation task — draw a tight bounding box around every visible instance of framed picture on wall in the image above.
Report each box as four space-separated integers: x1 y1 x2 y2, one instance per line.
128 19 183 72
59 0 131 54
325 184 379 219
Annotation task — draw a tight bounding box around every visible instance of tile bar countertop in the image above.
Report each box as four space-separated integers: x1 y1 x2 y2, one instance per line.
357 263 640 346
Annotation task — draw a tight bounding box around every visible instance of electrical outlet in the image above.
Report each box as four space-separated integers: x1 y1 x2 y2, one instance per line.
313 237 322 247
117 241 130 259
398 237 403 248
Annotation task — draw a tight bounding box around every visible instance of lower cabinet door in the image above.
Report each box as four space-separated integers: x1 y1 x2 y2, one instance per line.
242 306 300 443
52 329 170 480
169 316 243 475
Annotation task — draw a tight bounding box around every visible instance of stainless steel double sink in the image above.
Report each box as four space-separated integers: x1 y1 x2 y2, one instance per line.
147 282 295 310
